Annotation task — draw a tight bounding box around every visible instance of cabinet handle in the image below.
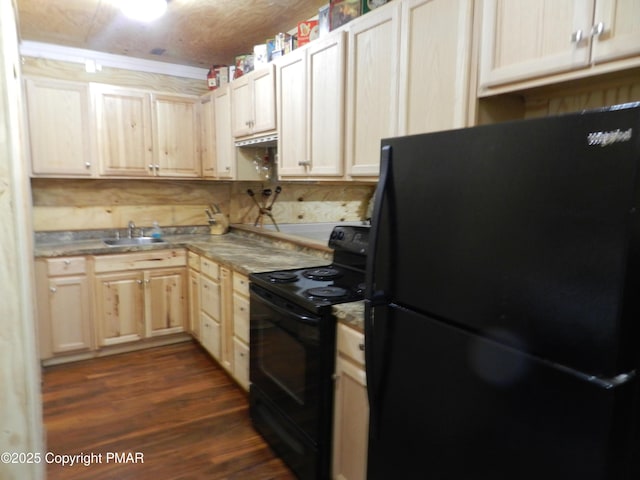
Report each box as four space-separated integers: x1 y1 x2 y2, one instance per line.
136 279 143 285
148 164 154 170
155 164 160 170
63 259 71 265
591 22 605 37
49 287 57 293
359 343 365 351
570 29 583 43
85 162 91 168
298 161 311 167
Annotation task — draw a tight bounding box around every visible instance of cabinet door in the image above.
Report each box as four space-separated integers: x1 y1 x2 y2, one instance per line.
48 276 92 353
332 355 369 480
94 85 154 177
214 85 236 179
189 269 201 339
277 48 308 177
231 75 253 137
346 2 401 178
308 31 347 177
251 65 277 134
152 93 201 177
146 268 186 336
233 291 250 344
25 77 93 177
95 272 145 346
591 0 640 64
479 0 594 88
399 0 473 135
200 93 217 178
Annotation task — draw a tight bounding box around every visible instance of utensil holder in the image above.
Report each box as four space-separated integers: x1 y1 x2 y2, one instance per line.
209 214 229 235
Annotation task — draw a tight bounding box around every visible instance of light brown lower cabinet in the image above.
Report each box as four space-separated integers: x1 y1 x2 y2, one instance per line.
93 250 187 347
333 323 369 480
35 256 93 359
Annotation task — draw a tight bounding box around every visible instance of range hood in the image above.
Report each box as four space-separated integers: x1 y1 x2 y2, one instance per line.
235 133 278 147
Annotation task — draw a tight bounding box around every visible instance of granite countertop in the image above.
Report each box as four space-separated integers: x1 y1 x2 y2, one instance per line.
34 226 364 330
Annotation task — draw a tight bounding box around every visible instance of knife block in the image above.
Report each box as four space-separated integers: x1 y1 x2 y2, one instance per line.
209 214 229 235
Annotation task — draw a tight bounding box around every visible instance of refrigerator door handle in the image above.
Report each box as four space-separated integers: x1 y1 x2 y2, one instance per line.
366 144 392 304
364 300 378 438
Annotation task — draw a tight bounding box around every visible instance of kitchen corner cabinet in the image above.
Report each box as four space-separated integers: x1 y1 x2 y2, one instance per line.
479 0 640 92
231 64 276 138
93 250 187 346
333 324 368 480
398 0 474 135
277 31 347 179
345 1 401 179
35 257 93 359
25 77 95 177
200 92 217 178
151 93 201 177
213 85 236 179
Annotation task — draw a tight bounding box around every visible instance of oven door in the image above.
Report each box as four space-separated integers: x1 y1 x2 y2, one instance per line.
249 283 328 441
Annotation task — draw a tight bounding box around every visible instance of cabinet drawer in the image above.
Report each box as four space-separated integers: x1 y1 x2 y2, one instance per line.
233 292 250 344
337 323 365 366
201 276 220 320
94 249 186 273
233 337 250 391
188 251 200 271
46 256 86 276
233 272 250 297
200 257 220 280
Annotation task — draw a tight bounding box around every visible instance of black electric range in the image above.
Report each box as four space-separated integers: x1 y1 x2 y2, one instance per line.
249 225 369 313
248 224 369 480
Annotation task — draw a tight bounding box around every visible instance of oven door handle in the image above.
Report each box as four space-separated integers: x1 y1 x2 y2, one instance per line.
251 286 320 326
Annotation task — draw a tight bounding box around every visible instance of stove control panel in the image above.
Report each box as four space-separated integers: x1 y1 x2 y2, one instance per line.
329 225 370 255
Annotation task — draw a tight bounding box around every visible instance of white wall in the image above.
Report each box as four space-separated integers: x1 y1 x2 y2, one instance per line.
0 0 45 478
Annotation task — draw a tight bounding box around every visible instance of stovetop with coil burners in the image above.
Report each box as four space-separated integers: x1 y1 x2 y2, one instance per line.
249 225 370 313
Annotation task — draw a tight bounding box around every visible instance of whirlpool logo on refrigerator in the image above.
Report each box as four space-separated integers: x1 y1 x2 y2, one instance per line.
587 128 633 146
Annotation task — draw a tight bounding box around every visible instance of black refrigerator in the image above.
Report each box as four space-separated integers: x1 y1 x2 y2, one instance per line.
365 103 640 479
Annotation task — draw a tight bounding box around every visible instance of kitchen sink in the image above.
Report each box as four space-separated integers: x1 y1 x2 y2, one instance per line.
103 237 167 246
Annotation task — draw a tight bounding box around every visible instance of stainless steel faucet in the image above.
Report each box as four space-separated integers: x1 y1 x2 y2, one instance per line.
128 220 135 238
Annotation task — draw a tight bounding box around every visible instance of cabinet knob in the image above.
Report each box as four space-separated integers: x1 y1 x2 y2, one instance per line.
591 22 605 37
85 162 91 168
63 259 71 265
136 279 143 285
148 164 154 170
359 343 365 351
571 29 583 43
49 287 57 293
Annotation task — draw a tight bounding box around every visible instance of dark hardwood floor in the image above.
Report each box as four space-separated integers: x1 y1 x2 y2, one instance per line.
41 341 296 480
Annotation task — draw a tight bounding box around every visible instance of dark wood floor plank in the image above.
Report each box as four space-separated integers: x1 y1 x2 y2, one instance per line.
42 341 296 480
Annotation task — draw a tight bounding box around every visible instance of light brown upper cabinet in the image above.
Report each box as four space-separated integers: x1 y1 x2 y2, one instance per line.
94 84 154 177
151 93 201 177
25 77 94 177
200 92 217 179
345 1 402 179
479 0 640 93
231 64 277 138
398 0 474 136
277 31 347 179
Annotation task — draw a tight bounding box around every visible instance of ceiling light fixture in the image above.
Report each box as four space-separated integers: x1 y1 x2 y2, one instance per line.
120 0 168 22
